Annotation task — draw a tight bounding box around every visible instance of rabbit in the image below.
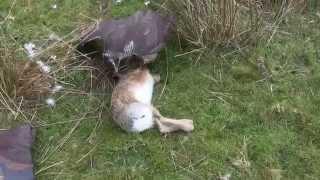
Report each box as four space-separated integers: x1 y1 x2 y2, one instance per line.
111 55 194 133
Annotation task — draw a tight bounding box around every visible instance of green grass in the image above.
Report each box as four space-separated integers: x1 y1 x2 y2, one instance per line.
1 0 320 179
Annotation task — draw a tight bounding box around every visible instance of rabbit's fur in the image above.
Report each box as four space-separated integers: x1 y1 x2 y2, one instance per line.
111 56 194 133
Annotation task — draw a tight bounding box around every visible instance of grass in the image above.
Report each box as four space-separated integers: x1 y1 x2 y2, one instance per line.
1 0 320 179
164 0 263 47
163 0 307 48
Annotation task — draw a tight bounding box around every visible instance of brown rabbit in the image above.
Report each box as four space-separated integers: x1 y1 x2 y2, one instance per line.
111 56 194 133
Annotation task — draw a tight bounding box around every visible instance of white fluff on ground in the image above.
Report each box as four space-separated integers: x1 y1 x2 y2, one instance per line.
24 43 36 58
144 1 150 6
46 98 56 107
36 61 51 73
52 85 63 93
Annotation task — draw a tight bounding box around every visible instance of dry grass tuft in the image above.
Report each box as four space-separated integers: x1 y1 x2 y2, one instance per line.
0 48 53 110
0 51 16 98
255 0 307 12
15 60 53 100
238 0 307 20
164 0 307 48
164 0 263 47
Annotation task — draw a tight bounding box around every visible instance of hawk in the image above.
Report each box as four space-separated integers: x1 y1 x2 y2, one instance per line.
78 10 174 73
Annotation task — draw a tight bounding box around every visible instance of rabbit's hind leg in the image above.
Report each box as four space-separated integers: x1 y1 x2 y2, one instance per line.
152 106 194 133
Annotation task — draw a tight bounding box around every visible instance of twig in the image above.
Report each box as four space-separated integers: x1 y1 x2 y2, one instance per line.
175 47 206 57
35 161 64 175
76 145 97 164
0 0 17 25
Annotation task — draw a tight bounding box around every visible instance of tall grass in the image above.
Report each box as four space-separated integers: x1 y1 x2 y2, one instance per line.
165 0 262 47
257 0 307 12
0 49 16 99
164 0 307 48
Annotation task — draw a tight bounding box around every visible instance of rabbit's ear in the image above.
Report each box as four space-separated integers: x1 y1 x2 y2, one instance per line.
127 55 144 69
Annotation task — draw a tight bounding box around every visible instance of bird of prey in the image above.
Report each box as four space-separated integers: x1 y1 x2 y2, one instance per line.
78 10 174 73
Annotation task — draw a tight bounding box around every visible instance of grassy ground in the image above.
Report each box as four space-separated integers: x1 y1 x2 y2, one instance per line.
1 0 320 179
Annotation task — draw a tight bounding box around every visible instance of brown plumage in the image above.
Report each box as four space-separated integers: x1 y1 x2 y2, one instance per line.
78 10 174 73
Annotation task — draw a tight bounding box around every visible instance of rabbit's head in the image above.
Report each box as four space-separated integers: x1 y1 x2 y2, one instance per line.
112 55 146 81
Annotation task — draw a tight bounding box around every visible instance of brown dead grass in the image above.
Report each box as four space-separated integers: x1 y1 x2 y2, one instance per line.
164 0 263 47
0 48 53 109
164 0 308 48
258 0 307 12
15 60 53 100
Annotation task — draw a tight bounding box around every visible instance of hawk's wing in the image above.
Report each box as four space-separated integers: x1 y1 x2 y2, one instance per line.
78 10 175 62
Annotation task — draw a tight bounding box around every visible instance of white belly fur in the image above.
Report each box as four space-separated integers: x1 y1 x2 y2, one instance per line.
126 73 155 132
130 74 154 105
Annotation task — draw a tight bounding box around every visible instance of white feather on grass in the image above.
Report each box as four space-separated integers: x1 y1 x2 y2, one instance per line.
50 55 57 60
219 173 231 180
144 1 150 6
24 43 36 58
36 61 51 73
49 33 61 41
115 0 123 4
52 85 63 93
46 98 56 107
